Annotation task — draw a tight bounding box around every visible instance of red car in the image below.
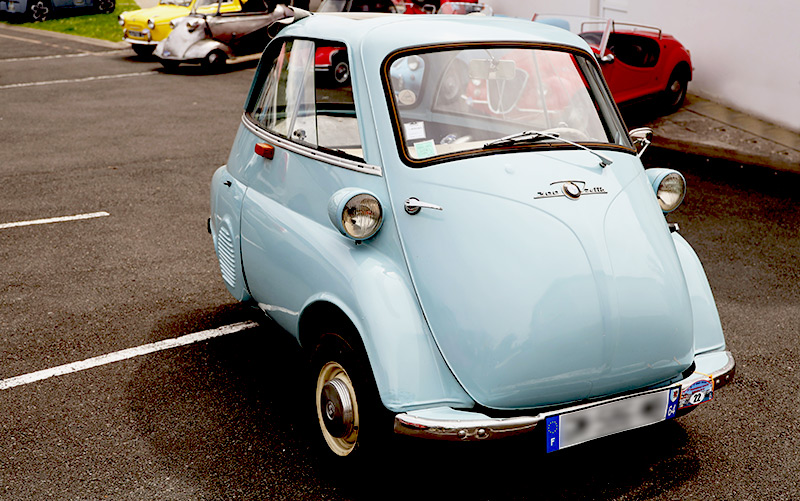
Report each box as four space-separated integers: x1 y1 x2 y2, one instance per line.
533 15 692 113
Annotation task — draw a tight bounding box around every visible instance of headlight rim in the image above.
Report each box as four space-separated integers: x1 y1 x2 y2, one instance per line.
327 189 384 242
648 169 686 213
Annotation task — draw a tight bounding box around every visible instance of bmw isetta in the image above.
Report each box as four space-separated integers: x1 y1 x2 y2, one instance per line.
209 10 735 457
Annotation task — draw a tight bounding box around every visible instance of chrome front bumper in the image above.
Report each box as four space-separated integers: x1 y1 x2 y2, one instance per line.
394 350 735 441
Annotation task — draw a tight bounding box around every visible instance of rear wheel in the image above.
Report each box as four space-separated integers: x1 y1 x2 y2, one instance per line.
311 333 384 458
663 67 689 114
132 44 155 57
95 0 115 14
27 0 50 22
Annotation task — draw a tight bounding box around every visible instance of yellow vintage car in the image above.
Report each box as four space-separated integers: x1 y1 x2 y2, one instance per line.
118 0 244 57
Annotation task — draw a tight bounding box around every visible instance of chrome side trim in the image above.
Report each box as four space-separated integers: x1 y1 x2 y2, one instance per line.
394 351 735 441
241 114 382 177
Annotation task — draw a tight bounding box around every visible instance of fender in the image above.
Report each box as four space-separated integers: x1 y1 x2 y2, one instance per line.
672 232 726 354
295 277 475 413
184 38 234 60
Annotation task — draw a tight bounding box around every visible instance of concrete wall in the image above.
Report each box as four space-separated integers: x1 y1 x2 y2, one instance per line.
488 0 800 132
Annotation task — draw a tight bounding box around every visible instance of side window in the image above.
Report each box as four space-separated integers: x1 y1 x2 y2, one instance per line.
607 34 660 68
247 39 364 162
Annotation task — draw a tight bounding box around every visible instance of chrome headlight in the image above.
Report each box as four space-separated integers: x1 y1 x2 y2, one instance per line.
147 18 155 29
118 14 125 26
328 189 383 241
647 169 686 213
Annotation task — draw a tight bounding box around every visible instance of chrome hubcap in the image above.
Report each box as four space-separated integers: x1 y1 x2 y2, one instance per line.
320 378 354 438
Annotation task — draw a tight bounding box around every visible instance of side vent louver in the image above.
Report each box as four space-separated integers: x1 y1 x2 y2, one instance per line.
217 225 237 289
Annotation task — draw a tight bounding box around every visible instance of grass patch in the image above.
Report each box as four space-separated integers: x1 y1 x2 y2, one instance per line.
3 0 140 42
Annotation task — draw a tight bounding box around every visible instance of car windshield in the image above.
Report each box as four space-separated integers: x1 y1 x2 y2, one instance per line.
159 0 191 5
385 45 631 164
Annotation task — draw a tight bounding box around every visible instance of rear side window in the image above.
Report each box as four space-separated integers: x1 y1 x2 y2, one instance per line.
247 38 364 162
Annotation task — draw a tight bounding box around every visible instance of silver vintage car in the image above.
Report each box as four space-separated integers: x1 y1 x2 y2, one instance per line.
154 0 289 70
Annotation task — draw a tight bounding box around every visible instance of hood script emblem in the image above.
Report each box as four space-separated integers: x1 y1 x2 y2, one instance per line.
534 180 608 200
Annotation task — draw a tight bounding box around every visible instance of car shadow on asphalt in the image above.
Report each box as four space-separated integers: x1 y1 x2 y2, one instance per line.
118 51 259 75
126 302 705 499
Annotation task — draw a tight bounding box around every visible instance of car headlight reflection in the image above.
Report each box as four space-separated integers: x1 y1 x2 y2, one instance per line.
656 172 686 213
118 14 125 25
147 18 155 29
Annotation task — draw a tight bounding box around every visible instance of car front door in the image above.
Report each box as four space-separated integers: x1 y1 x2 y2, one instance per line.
601 32 662 102
235 37 382 329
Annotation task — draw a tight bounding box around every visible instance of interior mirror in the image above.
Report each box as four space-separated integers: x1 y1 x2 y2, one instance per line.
630 127 653 157
468 59 516 81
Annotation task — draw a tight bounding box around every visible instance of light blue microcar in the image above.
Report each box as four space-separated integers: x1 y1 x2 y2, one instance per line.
209 9 735 457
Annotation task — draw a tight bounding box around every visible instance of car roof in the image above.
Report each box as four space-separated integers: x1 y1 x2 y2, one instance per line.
277 13 595 58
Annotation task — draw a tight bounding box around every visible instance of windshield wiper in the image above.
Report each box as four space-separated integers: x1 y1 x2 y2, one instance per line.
483 130 613 168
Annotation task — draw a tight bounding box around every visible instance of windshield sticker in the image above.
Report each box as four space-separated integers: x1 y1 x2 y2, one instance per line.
404 121 426 141
413 140 437 159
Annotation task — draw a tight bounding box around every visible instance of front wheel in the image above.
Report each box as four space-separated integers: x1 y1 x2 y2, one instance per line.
311 333 383 457
202 50 227 72
27 0 50 22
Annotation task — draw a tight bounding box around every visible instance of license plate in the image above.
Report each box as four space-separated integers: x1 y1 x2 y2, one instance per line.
128 31 145 38
545 384 681 453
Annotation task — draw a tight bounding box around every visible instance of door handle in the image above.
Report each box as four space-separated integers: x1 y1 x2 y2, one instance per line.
404 197 443 215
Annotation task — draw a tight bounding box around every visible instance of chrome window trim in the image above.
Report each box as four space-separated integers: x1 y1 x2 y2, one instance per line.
241 114 383 177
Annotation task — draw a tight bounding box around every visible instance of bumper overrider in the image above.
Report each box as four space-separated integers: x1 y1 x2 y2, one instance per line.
394 350 734 442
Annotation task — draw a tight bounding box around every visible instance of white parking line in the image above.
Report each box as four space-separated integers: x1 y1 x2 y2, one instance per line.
0 50 127 63
0 211 110 230
0 321 258 390
0 71 153 90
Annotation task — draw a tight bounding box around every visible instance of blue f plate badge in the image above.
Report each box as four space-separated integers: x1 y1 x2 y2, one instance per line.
546 385 681 453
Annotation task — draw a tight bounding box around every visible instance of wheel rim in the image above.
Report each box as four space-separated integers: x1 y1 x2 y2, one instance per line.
316 361 359 456
334 61 349 83
668 79 686 108
31 1 49 20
